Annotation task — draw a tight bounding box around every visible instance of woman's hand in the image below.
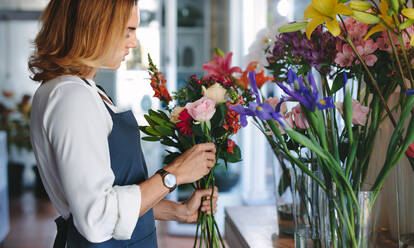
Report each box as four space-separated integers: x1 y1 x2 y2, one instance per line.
166 143 216 185
179 187 219 223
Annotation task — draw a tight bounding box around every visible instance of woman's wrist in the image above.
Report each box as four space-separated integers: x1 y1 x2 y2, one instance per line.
164 162 182 186
175 202 190 223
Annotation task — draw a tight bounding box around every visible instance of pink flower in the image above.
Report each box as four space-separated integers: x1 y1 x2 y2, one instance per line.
335 43 355 67
202 52 242 84
355 39 378 66
292 105 309 129
406 143 414 158
265 97 287 114
185 97 216 122
343 18 369 42
335 100 369 126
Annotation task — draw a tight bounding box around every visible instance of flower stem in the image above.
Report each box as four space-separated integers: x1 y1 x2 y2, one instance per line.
396 33 414 88
345 35 397 127
387 30 409 92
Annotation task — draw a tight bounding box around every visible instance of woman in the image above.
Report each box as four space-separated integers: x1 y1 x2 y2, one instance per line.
28 0 218 247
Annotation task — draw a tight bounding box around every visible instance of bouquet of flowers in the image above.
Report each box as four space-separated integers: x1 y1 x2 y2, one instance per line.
140 51 265 247
231 0 414 247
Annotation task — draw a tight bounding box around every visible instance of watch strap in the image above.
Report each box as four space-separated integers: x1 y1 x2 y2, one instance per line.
156 169 177 192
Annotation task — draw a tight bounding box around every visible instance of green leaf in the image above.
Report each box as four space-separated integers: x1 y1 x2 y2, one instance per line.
330 73 345 95
343 80 354 144
144 114 158 127
139 125 155 136
161 137 179 148
211 103 227 127
142 136 161 142
154 125 174 136
212 127 227 139
278 22 308 33
145 126 162 136
157 110 171 120
221 145 242 163
177 136 193 150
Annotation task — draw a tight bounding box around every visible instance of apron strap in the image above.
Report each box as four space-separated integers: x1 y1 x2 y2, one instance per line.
53 216 69 248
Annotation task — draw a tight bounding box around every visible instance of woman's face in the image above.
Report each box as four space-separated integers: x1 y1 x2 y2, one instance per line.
101 5 140 70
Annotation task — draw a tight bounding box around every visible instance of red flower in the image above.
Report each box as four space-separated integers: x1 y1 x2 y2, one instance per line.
176 108 193 137
227 139 236 154
406 143 414 158
223 101 242 134
202 52 241 86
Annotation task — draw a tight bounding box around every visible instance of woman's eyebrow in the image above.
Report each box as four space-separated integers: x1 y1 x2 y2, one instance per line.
127 27 137 31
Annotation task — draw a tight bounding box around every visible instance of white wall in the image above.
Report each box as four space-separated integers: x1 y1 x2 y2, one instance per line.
0 20 40 102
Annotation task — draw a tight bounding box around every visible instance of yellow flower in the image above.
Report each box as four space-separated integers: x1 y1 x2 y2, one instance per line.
402 8 414 46
364 0 397 40
304 0 353 39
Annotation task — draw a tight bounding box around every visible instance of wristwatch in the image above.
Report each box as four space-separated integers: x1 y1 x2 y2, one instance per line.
156 169 177 193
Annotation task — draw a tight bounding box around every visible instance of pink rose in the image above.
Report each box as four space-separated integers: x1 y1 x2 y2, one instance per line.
335 100 369 126
292 105 309 129
265 97 287 114
185 97 216 122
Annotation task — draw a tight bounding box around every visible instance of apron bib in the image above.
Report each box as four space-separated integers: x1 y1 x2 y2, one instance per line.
53 79 157 248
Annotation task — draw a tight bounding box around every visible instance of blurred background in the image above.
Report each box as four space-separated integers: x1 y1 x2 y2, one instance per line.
0 0 311 247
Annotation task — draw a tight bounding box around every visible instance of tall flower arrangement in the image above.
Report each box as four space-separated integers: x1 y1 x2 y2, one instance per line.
234 0 414 246
141 52 259 248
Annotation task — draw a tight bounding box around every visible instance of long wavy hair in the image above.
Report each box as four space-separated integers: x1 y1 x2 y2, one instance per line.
28 0 138 83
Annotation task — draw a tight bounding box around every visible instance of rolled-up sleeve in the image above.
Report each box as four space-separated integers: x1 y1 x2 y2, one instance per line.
43 83 141 242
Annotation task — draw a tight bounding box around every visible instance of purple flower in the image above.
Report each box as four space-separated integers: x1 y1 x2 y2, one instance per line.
406 89 414 95
230 72 286 127
277 69 335 112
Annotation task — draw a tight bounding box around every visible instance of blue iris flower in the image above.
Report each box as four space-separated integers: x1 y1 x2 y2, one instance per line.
230 71 286 127
406 89 414 95
277 69 335 112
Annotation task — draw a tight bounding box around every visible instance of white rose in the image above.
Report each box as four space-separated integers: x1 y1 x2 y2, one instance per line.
202 83 227 104
170 106 185 123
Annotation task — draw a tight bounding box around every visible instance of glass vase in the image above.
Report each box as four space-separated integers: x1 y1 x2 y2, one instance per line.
290 167 322 248
319 189 380 248
396 160 414 248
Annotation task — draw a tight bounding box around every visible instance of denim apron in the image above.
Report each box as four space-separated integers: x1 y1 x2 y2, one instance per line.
53 78 157 248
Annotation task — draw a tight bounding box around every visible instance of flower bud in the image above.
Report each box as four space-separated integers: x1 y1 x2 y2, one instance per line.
349 1 372 11
352 11 381 24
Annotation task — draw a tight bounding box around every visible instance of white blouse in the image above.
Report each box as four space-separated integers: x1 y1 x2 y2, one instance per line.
30 75 142 243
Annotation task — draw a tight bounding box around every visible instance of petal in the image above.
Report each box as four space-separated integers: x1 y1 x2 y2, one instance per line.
410 34 414 47
304 5 322 19
306 16 326 39
287 69 298 84
223 53 232 71
256 110 271 120
363 24 385 40
326 19 341 37
336 3 353 16
312 0 336 17
402 8 414 20
240 114 248 127
261 103 274 113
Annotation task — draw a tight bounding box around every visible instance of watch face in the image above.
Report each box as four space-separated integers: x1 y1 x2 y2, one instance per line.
164 173 177 188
